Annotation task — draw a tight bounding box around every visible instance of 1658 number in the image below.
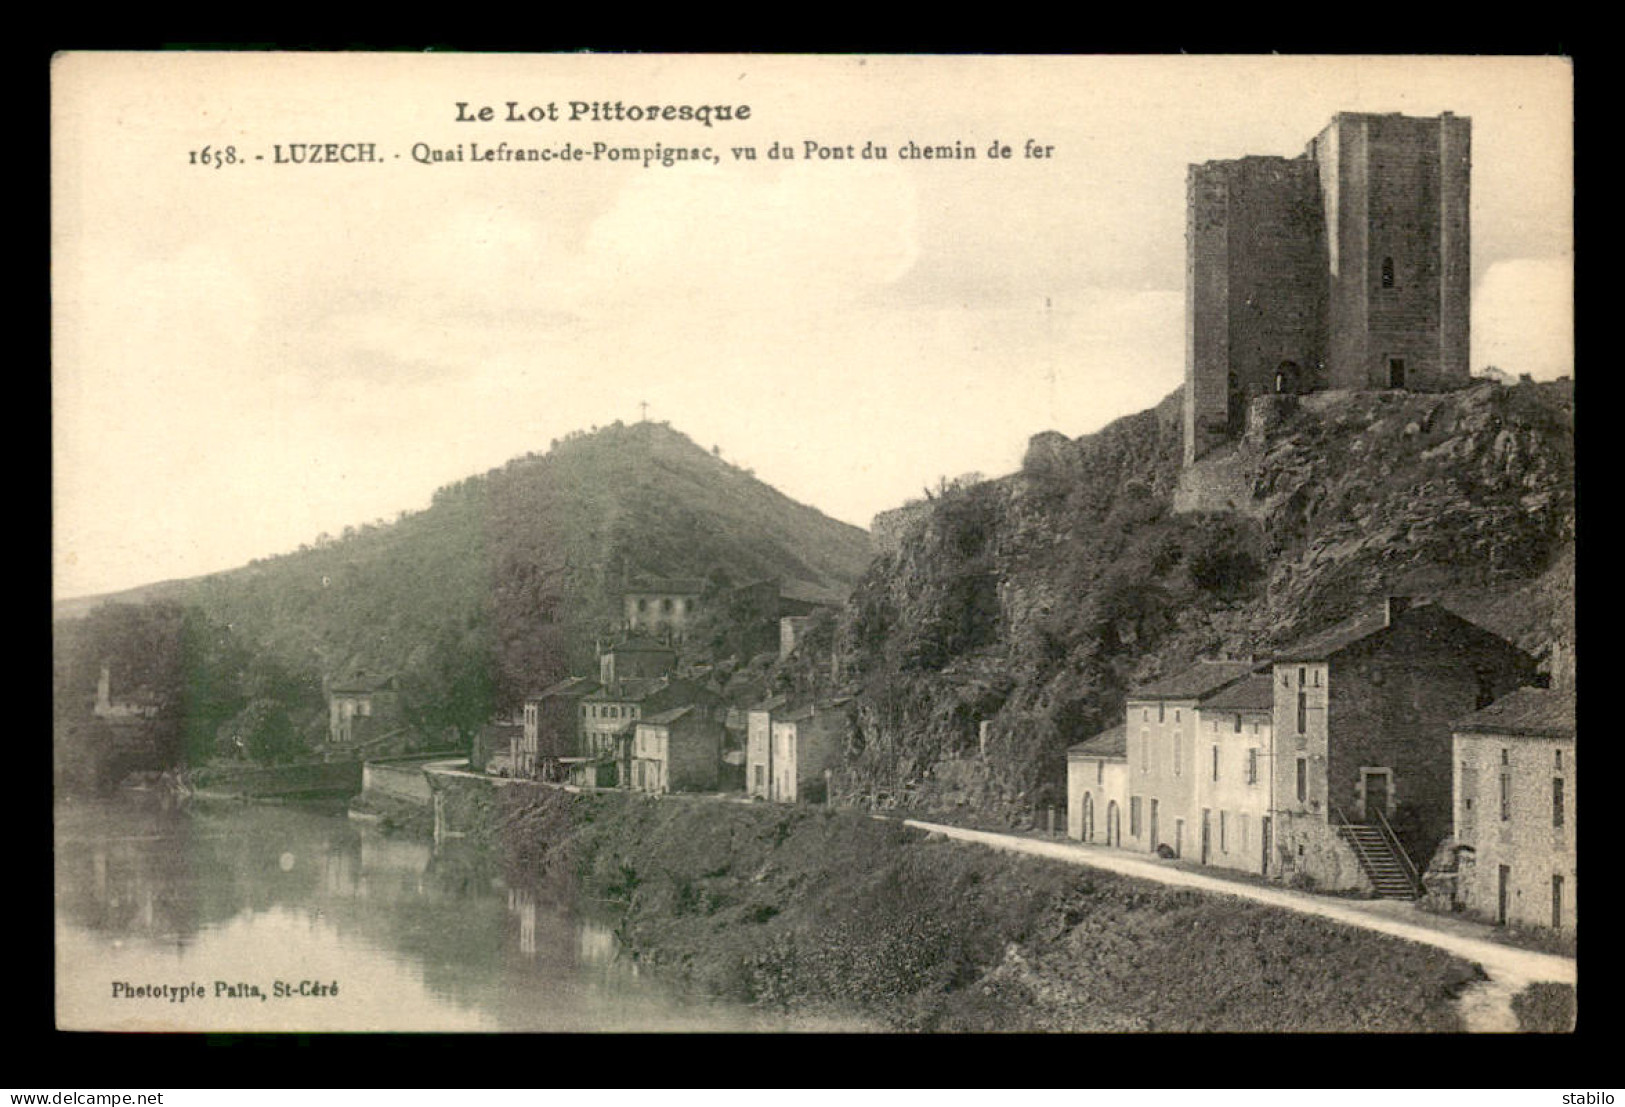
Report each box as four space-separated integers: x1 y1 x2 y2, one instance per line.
189 145 238 167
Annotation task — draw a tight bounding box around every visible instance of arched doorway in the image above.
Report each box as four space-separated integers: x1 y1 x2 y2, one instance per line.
1106 800 1120 847
1082 793 1094 843
1275 360 1301 394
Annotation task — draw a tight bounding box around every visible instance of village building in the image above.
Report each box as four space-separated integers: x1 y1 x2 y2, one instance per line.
518 676 600 780
763 699 850 803
1191 673 1276 876
1452 688 1575 931
597 634 677 684
93 662 161 722
1099 597 1537 896
1186 111 1472 465
580 676 721 787
745 694 788 800
621 577 706 643
326 672 402 745
1124 660 1262 860
1066 723 1126 846
630 704 726 794
1268 597 1536 896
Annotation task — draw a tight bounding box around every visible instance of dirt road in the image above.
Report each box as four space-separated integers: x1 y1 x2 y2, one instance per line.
903 817 1575 1031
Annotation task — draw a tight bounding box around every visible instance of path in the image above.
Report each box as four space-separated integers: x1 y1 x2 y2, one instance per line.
902 817 1574 1031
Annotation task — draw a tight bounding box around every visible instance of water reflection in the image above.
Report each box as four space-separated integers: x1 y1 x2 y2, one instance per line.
54 793 784 1032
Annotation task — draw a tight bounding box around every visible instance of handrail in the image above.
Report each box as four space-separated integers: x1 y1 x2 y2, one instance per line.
1373 806 1422 894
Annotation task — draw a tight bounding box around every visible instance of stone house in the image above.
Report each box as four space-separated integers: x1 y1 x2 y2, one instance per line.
630 704 725 795
1066 724 1126 847
762 698 849 803
519 676 600 779
1124 660 1262 859
621 577 706 642
1452 688 1575 931
1268 597 1536 895
597 634 676 684
745 694 788 799
1191 673 1277 876
326 672 402 745
580 676 721 786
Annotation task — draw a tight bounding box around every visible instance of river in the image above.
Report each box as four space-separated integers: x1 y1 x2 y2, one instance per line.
54 792 806 1032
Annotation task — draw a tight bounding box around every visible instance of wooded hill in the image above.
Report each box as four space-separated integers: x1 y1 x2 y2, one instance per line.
57 421 875 720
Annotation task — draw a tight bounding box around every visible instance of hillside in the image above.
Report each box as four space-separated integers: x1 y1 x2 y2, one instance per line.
832 378 1575 821
58 421 875 710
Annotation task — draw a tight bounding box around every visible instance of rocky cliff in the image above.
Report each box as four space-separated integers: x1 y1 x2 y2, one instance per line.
835 379 1574 823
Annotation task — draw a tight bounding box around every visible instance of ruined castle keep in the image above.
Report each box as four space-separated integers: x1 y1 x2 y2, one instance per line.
1185 112 1471 465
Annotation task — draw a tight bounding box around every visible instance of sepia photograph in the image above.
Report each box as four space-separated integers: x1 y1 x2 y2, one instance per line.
51 52 1574 1034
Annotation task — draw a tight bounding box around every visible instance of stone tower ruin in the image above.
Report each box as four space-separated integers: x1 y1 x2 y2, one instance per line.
1184 111 1472 465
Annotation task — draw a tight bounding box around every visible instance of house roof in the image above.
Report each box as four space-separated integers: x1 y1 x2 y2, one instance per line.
1128 661 1260 701
330 672 396 694
1068 723 1126 759
749 693 789 714
781 697 853 723
1454 687 1574 740
624 577 707 596
640 705 696 727
1198 673 1276 713
526 676 601 702
584 678 670 703
1271 605 1396 662
607 634 676 654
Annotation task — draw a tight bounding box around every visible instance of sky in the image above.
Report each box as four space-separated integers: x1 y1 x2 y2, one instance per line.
52 54 1573 600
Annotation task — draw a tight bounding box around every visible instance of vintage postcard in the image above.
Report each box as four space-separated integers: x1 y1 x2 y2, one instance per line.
52 53 1574 1033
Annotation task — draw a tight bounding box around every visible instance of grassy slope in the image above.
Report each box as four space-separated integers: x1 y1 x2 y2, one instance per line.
493 789 1475 1032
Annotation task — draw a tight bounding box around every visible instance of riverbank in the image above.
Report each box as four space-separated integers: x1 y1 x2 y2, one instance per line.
474 786 1483 1031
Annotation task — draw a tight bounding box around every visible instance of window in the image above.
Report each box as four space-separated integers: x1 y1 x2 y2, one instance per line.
1313 669 1320 687
637 598 647 612
1174 709 1181 723
1211 746 1220 781
662 598 674 612
1143 708 1149 723
1500 769 1512 822
1131 797 1142 838
1234 714 1242 733
1297 691 1307 735
1298 667 1306 685
1159 703 1165 723
1247 749 1259 785
1555 749 1563 770
1296 757 1307 803
1381 256 1395 289
1096 760 1104 785
1281 671 1289 688
1140 730 1149 773
1174 737 1182 776
1553 777 1565 828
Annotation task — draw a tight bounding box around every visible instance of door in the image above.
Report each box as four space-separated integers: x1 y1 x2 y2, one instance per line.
1363 770 1391 823
1150 799 1159 851
1498 864 1511 926
1261 816 1272 876
1388 358 1406 389
1200 810 1211 865
1175 819 1184 859
1082 793 1094 843
1107 801 1120 847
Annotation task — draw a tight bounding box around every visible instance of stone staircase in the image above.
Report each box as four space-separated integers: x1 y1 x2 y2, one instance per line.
1338 822 1422 899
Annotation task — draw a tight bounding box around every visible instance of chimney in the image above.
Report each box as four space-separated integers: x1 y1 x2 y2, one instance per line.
1384 596 1412 626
